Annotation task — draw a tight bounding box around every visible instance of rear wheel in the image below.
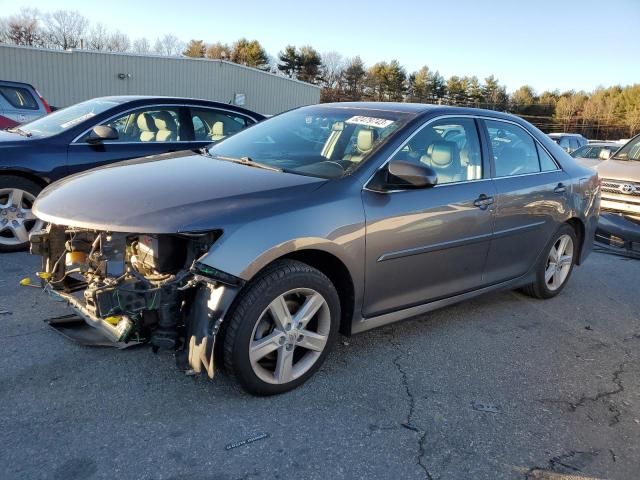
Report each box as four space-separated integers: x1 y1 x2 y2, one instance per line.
223 260 340 395
0 176 44 252
521 224 576 299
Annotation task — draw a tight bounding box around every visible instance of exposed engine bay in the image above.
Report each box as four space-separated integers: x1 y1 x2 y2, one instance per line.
30 225 241 376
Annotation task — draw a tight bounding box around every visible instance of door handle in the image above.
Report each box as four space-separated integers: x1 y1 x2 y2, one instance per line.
473 194 494 209
554 183 566 194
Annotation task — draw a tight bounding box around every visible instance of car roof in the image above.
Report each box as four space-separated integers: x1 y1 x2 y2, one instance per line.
315 102 529 123
0 79 36 89
82 95 264 118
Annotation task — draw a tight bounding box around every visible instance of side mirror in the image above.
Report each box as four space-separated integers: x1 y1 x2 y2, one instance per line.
386 160 438 189
86 125 118 144
599 149 611 160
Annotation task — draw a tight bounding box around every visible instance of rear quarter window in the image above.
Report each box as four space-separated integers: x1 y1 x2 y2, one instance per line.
0 86 39 110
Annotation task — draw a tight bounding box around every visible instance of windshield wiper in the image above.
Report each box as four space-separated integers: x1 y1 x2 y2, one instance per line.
6 127 32 137
210 154 283 172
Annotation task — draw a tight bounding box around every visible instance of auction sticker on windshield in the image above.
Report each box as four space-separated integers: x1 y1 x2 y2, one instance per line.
60 112 96 129
346 116 394 128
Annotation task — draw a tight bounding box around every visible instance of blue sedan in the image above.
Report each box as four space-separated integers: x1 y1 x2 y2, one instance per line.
0 96 264 251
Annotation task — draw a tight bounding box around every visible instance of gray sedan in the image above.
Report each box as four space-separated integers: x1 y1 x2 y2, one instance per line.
30 103 600 395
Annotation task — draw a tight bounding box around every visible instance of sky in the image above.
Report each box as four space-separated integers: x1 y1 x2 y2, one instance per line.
1 0 638 93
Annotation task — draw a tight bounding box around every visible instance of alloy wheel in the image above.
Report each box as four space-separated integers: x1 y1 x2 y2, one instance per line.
249 288 331 385
0 188 43 247
0 188 44 246
544 234 574 291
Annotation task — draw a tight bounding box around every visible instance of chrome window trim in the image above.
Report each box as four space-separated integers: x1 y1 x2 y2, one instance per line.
71 103 259 144
363 113 561 194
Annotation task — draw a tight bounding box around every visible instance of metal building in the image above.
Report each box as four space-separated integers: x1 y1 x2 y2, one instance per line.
0 44 320 115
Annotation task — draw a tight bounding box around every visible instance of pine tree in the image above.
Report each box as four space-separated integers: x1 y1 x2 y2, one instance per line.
343 56 366 99
277 45 298 78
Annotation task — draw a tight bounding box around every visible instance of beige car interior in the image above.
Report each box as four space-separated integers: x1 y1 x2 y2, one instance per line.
348 129 379 163
153 111 179 142
210 121 225 141
137 113 157 142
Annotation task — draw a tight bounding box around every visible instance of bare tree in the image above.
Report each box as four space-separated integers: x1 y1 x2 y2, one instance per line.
321 51 345 89
205 41 231 60
0 18 9 44
6 8 44 46
154 34 183 56
132 37 151 54
106 30 130 52
44 9 88 49
87 23 108 50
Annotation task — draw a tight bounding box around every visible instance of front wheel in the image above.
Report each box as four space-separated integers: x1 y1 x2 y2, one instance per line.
0 176 44 252
521 224 577 299
223 260 340 395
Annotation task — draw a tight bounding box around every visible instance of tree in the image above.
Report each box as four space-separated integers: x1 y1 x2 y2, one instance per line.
408 66 430 103
510 85 537 113
277 45 298 78
206 42 231 60
426 70 446 103
343 56 366 99
106 31 130 52
320 51 344 89
446 75 468 105
467 76 483 107
297 45 322 84
482 75 508 110
6 8 44 46
366 62 388 101
132 37 151 54
385 60 406 101
88 23 108 50
230 38 269 70
44 9 88 49
0 18 8 43
183 39 206 58
154 34 183 56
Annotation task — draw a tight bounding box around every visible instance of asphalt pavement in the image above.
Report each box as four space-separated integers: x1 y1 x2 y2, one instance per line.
0 250 639 480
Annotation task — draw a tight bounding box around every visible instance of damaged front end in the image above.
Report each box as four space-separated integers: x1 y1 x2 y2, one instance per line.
30 225 242 377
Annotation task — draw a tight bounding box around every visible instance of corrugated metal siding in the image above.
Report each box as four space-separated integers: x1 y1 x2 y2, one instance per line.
0 45 320 115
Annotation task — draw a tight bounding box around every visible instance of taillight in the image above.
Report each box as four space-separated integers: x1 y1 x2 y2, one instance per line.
34 88 52 113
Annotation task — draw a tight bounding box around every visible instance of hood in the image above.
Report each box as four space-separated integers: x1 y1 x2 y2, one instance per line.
34 151 327 233
596 159 640 182
0 129 34 144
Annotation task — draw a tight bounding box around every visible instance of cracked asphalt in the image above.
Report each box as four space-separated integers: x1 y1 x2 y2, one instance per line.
0 250 639 480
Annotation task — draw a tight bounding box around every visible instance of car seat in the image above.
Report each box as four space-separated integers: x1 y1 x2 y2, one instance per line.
137 113 157 142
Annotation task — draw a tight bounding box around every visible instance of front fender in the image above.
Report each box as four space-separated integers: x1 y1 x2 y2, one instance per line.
195 194 366 284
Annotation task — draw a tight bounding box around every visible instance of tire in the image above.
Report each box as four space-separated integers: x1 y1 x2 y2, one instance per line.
0 176 44 253
223 259 340 395
521 224 577 299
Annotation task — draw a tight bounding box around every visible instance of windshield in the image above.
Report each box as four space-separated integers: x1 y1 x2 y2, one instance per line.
612 136 640 161
16 98 120 137
207 106 412 179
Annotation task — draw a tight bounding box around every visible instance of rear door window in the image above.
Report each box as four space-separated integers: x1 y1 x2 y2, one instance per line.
189 108 253 142
485 120 540 177
0 86 38 110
